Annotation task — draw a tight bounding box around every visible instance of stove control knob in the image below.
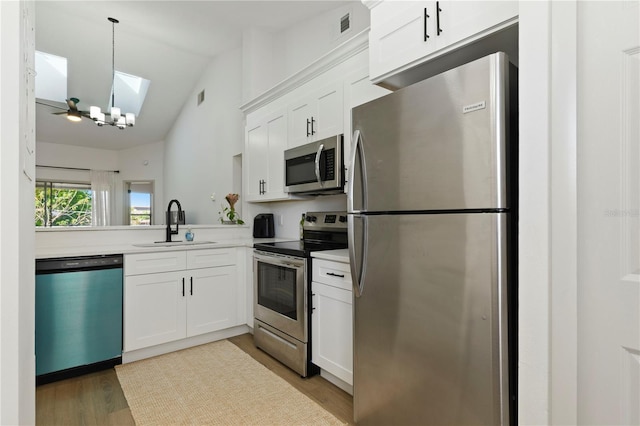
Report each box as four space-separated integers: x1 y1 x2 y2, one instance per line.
306 215 317 223
339 215 347 223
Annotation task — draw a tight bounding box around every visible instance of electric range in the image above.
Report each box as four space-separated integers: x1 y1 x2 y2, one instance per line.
253 211 347 377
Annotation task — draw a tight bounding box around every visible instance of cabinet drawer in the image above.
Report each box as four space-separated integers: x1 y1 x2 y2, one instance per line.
186 248 236 269
312 259 352 291
125 251 187 276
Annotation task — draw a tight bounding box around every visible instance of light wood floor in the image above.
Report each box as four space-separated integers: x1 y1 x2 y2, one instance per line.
36 333 354 425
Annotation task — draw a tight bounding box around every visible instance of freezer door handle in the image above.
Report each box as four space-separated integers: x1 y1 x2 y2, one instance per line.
348 130 367 213
348 213 367 297
314 143 324 186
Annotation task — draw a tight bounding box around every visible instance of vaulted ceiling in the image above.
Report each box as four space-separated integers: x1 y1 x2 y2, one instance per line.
35 1 352 151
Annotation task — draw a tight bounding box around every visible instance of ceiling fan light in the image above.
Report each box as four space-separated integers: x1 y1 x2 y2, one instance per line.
110 106 121 121
125 112 135 126
90 106 101 119
67 110 82 122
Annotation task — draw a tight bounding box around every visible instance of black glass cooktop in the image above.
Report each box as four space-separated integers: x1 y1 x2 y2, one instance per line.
254 240 347 258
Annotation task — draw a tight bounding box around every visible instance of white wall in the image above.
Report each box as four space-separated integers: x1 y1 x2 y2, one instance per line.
241 2 370 102
0 1 36 423
36 141 118 172
164 47 244 226
36 141 165 225
274 2 370 78
116 141 164 225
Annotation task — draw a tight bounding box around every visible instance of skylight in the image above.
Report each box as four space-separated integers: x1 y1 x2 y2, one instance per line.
35 51 67 102
110 71 150 116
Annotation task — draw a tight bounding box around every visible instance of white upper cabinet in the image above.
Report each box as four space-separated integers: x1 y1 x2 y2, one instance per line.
245 107 290 202
288 81 344 148
369 1 518 83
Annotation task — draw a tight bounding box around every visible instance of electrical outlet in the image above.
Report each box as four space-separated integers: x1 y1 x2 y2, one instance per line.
210 193 216 201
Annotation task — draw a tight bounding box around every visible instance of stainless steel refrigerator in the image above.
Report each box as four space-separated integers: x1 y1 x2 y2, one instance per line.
348 52 517 425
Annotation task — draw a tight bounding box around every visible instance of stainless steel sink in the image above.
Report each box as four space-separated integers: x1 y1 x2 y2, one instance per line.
132 241 216 248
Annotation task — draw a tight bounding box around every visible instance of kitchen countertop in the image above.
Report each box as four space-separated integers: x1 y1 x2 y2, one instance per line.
311 249 349 263
36 237 288 259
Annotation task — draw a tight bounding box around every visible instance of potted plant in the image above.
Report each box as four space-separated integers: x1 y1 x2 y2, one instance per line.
219 193 244 224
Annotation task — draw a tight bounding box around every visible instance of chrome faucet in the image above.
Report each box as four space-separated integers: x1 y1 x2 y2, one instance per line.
165 199 183 242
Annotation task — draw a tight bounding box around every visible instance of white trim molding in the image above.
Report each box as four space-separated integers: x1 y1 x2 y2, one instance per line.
240 29 368 115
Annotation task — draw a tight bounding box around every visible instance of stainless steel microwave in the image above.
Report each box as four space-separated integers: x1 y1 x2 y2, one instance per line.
284 135 344 195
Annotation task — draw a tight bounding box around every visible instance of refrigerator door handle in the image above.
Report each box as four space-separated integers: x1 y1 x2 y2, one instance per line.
314 143 324 186
348 130 367 213
348 213 367 297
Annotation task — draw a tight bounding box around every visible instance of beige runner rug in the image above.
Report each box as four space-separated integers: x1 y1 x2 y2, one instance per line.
115 340 345 425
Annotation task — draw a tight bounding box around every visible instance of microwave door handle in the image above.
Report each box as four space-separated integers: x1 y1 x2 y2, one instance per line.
314 143 324 186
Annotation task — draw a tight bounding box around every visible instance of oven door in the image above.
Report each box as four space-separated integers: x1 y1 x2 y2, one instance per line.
254 251 307 343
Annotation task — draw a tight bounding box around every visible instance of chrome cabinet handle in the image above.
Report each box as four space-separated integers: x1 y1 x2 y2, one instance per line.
314 143 325 186
182 278 185 297
190 276 193 295
306 118 311 137
311 117 316 135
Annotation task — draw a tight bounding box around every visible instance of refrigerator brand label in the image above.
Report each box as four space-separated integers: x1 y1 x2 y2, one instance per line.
463 101 486 114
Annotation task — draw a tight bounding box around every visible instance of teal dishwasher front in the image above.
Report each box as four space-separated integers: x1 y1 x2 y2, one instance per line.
35 254 123 384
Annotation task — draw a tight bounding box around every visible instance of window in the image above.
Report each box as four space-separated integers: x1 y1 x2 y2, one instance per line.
35 181 92 227
125 181 153 226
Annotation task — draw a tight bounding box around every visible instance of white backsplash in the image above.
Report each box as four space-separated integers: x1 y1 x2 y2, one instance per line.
244 194 347 240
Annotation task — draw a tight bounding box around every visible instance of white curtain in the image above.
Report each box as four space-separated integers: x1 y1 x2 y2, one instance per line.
90 170 116 226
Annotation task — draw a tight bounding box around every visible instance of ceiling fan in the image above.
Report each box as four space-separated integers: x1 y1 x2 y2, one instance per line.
36 97 90 122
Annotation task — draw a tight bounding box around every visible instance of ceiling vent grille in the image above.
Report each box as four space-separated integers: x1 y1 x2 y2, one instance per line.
197 90 205 106
340 13 350 34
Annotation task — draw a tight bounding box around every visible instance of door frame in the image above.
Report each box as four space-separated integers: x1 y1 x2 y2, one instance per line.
519 1 578 424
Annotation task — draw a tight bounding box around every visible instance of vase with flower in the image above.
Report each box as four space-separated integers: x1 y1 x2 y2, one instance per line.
219 193 244 225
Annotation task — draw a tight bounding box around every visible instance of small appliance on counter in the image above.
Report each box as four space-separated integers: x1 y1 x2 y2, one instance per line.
253 213 275 238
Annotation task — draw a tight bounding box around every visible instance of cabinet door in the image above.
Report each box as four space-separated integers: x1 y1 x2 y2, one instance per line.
246 118 269 200
369 1 435 82
311 281 353 385
124 271 186 351
288 96 315 148
187 266 238 337
436 1 518 49
313 82 344 141
265 110 288 198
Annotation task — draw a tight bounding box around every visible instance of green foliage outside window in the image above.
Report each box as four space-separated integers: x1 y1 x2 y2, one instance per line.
35 182 92 227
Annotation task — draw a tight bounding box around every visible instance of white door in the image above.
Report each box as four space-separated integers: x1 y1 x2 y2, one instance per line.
578 1 639 423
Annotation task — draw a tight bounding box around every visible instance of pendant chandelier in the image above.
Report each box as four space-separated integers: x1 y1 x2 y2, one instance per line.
89 17 135 129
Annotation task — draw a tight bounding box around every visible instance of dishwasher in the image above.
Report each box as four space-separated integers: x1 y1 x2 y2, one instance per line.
35 254 123 385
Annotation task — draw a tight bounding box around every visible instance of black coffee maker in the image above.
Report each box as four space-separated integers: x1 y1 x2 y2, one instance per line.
253 213 274 238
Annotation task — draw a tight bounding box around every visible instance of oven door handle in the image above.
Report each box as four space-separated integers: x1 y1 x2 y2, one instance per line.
254 252 305 269
314 143 324 187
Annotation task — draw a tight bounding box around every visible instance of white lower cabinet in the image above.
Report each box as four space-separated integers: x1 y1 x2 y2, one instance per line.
311 258 353 388
124 248 239 352
187 265 237 336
